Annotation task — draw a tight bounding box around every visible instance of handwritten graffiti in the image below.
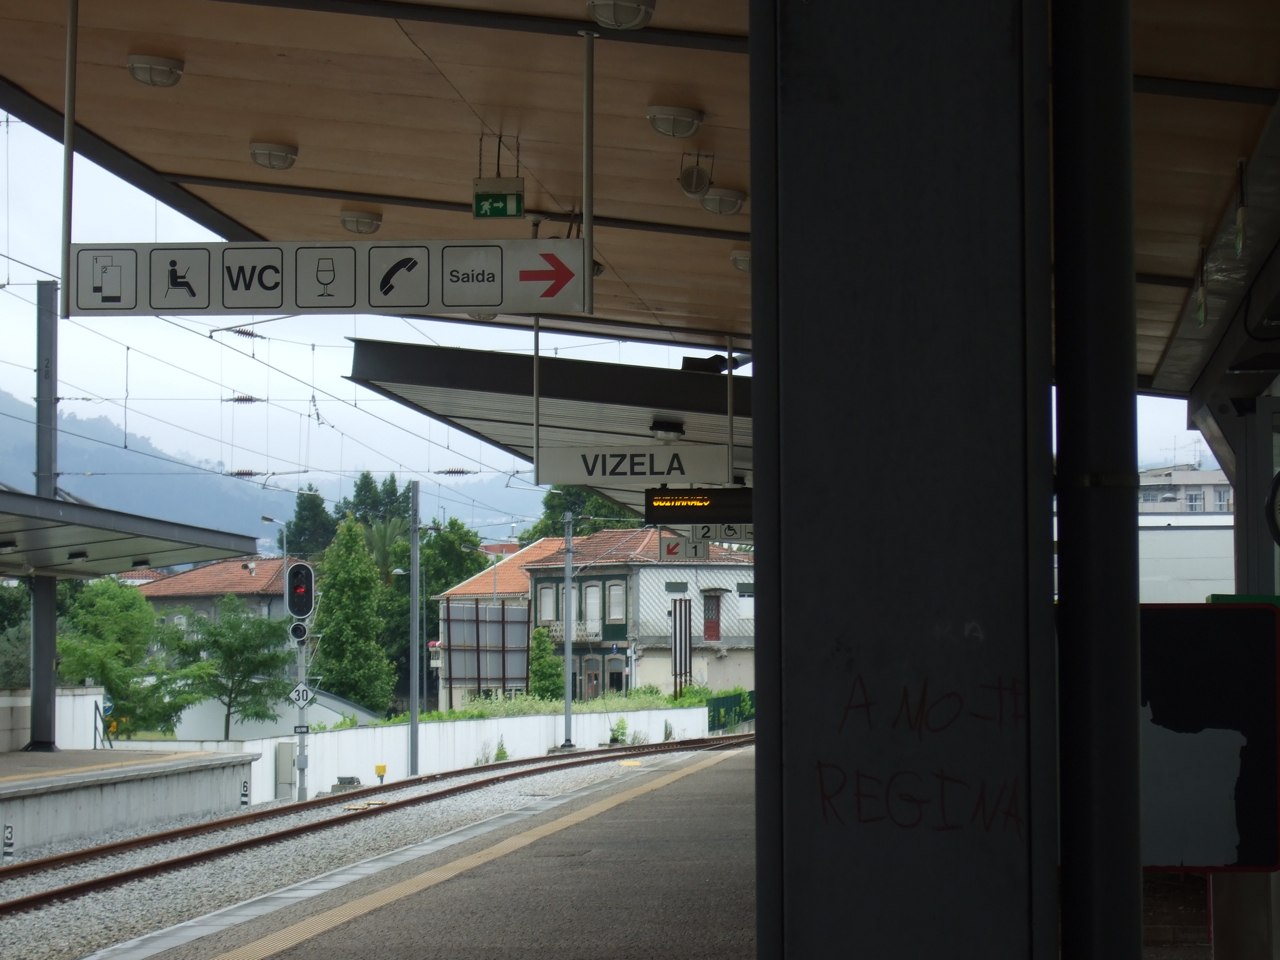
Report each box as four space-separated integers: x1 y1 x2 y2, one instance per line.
816 762 1024 839
837 674 1025 737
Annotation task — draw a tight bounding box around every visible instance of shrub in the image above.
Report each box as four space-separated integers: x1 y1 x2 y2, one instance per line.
495 736 509 761
609 717 628 743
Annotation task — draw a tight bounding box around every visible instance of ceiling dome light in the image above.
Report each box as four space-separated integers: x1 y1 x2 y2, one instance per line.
126 54 184 87
646 105 703 138
678 162 711 199
249 141 298 170
340 210 382 234
701 187 747 216
588 0 655 30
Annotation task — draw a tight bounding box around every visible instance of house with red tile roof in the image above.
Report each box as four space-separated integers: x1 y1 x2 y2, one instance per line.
136 555 293 622
522 528 755 699
433 537 565 710
135 554 385 738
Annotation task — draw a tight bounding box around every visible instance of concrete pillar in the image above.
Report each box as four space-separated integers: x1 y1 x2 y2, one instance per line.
753 1 1056 954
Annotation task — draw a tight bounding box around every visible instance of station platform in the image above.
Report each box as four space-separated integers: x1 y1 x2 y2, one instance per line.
85 745 756 960
0 748 257 854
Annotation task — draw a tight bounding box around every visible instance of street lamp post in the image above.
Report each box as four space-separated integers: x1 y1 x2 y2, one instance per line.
263 514 308 801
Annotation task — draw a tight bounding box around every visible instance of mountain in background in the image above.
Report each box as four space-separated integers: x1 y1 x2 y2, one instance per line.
0 389 545 543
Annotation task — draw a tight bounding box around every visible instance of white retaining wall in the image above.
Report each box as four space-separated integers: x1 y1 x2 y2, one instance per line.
113 707 710 806
0 687 104 751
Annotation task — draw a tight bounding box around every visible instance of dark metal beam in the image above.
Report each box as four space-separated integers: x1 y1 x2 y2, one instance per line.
0 78 261 243
1135 75 1278 106
212 0 748 54
348 340 752 415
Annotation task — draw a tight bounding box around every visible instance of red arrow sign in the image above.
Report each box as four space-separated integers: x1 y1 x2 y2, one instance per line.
519 253 575 298
665 541 680 557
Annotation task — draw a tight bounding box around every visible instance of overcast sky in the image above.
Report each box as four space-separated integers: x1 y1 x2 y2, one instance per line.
0 116 1216 533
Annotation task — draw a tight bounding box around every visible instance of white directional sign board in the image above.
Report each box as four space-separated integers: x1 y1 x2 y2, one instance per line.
687 522 754 543
659 535 708 561
537 444 729 486
70 239 585 317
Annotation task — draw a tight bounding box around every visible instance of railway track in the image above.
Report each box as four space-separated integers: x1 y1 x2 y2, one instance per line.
0 734 752 916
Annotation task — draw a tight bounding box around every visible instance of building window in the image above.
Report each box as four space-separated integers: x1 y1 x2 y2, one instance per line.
1215 487 1231 512
737 582 755 620
583 583 601 633
1186 490 1204 513
538 584 555 622
606 581 625 622
561 585 579 620
1139 489 1160 503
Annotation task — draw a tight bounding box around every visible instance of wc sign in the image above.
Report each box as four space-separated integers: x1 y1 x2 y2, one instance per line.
222 247 284 309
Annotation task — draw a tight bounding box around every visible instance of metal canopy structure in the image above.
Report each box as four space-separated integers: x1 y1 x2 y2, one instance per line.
0 2 1279 475
347 339 751 515
0 1 1278 425
0 489 257 580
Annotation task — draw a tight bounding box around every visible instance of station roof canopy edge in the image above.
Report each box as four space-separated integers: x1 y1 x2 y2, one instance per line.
347 340 752 517
0 489 258 580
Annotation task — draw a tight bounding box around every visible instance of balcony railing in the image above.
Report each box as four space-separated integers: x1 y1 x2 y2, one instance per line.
543 621 603 644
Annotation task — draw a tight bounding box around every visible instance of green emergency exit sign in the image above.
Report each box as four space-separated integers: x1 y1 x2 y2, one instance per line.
473 177 525 219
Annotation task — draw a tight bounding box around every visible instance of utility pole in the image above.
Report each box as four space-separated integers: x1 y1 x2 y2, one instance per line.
408 480 420 775
264 515 306 801
561 512 575 748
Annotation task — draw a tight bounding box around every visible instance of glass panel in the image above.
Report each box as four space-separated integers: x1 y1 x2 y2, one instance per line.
607 581 625 621
584 584 601 631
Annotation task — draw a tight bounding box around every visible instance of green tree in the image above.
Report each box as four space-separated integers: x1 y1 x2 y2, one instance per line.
0 625 28 689
180 595 295 740
0 581 84 689
285 484 337 560
378 474 411 522
332 471 382 527
528 626 563 699
518 485 639 546
311 516 395 712
364 516 409 585
0 580 28 633
56 579 204 736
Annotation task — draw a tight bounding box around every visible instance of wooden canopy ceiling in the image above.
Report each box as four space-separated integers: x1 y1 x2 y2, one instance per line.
2 0 1280 434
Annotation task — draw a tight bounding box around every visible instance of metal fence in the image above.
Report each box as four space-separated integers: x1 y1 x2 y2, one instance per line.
706 690 755 733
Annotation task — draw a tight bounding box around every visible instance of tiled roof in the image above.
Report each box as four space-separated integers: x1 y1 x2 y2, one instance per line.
525 528 754 568
136 555 286 599
116 568 167 585
437 538 565 599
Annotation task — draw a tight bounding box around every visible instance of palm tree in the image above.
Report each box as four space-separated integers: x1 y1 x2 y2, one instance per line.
363 517 409 584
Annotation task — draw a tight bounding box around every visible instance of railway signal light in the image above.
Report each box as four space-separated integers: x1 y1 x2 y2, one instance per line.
286 561 315 619
289 620 309 644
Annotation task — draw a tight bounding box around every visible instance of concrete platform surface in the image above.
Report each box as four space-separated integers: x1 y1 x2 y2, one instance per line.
96 746 757 960
0 749 232 794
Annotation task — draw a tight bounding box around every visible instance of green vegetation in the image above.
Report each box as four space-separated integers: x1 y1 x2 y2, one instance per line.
527 626 563 699
609 717 628 743
56 578 206 737
178 595 296 740
517 485 640 546
311 516 395 713
280 484 337 561
379 687 734 725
